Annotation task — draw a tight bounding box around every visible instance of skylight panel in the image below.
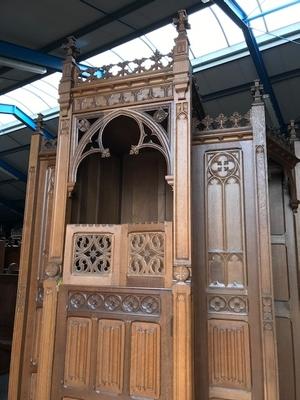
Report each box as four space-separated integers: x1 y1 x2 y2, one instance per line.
210 4 244 46
188 8 228 58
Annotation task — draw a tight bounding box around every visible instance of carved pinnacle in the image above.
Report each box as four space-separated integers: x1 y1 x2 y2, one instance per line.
288 120 297 142
62 36 80 59
251 79 264 103
36 113 44 134
173 9 190 33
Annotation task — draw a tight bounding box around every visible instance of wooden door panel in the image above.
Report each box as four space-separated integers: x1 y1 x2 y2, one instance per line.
130 322 160 399
64 317 92 389
276 318 296 400
96 319 125 394
52 286 172 400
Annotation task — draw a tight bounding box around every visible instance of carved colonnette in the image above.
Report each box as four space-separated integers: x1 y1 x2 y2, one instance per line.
192 84 279 399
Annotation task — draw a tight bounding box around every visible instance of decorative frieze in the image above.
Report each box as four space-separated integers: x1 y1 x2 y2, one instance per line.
200 111 251 131
208 295 248 314
68 291 161 316
73 84 173 112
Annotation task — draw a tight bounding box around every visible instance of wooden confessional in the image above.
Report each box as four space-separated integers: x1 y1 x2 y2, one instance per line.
7 9 300 400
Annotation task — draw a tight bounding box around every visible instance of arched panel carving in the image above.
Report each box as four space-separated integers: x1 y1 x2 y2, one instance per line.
70 108 172 186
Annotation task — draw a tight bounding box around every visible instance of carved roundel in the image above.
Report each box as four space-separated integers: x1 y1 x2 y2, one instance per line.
104 295 122 311
209 296 226 312
141 296 160 314
70 292 86 309
208 152 238 179
122 295 140 312
87 294 103 310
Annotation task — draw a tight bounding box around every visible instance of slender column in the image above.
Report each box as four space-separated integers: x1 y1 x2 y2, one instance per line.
251 81 279 400
8 134 40 400
292 126 300 280
35 37 78 400
172 11 192 400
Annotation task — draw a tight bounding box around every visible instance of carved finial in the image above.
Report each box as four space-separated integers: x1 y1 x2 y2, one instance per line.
173 9 190 33
288 120 297 142
36 113 44 134
251 79 264 103
62 36 80 59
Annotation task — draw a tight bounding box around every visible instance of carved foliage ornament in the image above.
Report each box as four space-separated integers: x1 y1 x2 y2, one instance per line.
68 292 160 316
128 232 165 276
73 234 112 274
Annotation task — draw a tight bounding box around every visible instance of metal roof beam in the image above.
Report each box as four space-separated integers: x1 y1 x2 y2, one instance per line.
214 0 286 131
0 159 27 182
0 41 64 72
0 103 54 139
0 144 30 157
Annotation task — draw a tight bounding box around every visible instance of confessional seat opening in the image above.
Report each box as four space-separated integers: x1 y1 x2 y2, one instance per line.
70 115 173 225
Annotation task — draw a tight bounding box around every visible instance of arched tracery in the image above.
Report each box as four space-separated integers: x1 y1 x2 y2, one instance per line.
70 108 172 186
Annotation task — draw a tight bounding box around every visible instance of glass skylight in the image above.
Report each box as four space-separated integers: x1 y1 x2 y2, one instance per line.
0 0 299 131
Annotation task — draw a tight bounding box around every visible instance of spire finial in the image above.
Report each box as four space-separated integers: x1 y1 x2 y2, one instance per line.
173 9 190 33
251 79 264 103
36 113 44 134
62 36 80 59
288 120 297 142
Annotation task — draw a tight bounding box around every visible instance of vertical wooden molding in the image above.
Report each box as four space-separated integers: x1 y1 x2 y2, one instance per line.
8 134 40 400
173 284 192 400
49 115 72 260
172 11 192 400
35 279 58 399
173 10 191 267
251 89 279 400
35 41 77 400
293 140 300 282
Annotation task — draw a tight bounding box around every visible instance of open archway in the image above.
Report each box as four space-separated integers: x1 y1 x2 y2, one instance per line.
70 115 173 224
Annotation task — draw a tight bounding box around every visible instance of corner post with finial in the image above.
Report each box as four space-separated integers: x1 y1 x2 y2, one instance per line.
251 79 279 400
172 10 192 400
35 37 79 400
8 121 42 400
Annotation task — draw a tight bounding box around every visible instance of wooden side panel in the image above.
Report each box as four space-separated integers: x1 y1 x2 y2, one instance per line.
208 320 251 390
276 318 296 400
192 137 264 400
269 164 300 400
96 319 125 394
64 317 92 388
130 321 161 399
206 150 245 289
